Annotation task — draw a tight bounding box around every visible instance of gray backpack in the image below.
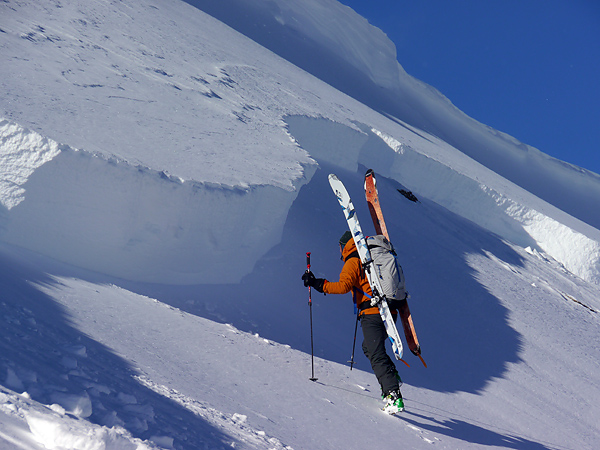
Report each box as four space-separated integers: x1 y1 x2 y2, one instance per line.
366 235 407 301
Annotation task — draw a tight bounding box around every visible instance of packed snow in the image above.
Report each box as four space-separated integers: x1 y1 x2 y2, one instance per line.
1 0 599 449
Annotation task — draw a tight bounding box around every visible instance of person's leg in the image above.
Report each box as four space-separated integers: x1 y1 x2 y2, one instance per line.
360 314 399 395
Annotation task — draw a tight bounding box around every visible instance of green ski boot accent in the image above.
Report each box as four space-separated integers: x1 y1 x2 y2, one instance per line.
382 389 404 414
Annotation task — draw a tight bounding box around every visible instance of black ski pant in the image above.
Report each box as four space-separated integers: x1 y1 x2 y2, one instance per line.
360 313 400 396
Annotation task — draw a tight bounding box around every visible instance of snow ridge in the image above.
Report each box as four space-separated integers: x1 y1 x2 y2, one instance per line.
0 119 310 284
371 128 600 285
192 0 600 232
286 115 600 285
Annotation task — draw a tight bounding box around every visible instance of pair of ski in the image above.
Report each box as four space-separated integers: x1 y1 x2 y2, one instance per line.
329 170 426 368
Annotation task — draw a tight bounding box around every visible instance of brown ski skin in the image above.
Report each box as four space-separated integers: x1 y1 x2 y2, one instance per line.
364 170 426 366
365 170 388 237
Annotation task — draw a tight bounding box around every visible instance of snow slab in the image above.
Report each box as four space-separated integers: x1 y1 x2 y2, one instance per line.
2 0 600 286
0 119 314 284
286 115 600 285
194 0 600 231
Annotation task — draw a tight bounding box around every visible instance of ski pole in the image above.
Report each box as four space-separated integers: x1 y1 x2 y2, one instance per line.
349 311 359 370
306 252 318 381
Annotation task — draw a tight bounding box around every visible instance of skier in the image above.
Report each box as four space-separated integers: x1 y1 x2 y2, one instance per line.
302 231 404 413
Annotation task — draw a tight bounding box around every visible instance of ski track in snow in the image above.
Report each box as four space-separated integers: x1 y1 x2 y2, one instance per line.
134 375 293 450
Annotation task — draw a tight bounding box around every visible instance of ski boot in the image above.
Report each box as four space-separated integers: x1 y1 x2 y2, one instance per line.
382 389 404 415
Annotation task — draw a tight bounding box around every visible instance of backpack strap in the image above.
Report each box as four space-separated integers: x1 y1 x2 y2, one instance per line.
367 243 397 256
352 287 373 315
353 287 400 315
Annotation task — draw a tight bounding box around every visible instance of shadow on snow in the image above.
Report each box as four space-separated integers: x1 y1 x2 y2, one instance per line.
0 248 241 450
123 164 525 396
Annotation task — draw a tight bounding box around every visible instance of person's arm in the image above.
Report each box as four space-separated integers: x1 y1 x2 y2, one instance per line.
323 258 361 295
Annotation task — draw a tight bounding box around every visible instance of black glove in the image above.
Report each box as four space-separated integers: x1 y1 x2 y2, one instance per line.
302 271 325 293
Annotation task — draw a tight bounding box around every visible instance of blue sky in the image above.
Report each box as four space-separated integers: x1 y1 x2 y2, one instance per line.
338 0 600 176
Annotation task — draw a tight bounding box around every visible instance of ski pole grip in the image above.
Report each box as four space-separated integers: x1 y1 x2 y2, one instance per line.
306 252 311 270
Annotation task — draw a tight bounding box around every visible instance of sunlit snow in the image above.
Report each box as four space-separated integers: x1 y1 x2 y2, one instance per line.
1 0 599 449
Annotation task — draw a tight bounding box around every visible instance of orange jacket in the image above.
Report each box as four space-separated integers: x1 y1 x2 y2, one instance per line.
323 238 380 315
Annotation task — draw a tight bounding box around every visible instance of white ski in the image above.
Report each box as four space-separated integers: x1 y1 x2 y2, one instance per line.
328 174 405 361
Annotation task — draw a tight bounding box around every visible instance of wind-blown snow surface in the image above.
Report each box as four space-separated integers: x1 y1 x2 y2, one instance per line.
1 0 600 449
187 0 600 232
2 0 600 285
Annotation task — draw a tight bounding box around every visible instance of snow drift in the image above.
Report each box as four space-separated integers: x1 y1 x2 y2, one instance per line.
3 112 599 285
2 0 600 286
193 0 600 231
286 116 600 285
0 120 310 284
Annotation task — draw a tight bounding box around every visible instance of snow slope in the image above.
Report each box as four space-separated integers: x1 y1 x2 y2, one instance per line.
1 170 599 449
2 0 600 285
191 0 600 230
1 0 599 449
